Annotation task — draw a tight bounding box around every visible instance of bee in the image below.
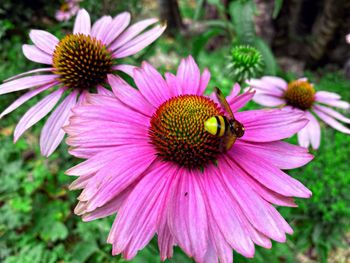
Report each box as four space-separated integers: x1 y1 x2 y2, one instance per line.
204 87 245 152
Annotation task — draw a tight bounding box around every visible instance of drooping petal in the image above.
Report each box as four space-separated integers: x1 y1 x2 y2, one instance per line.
0 74 57 95
14 88 64 141
167 169 209 261
113 24 166 58
313 108 350 134
313 104 350 124
297 126 310 148
97 85 114 96
315 91 341 100
228 147 312 198
305 111 321 149
108 74 154 116
0 82 58 118
4 67 54 82
29 29 59 55
109 18 158 51
198 167 254 258
315 94 350 109
220 158 292 242
40 90 78 156
83 144 157 210
109 162 176 260
73 9 91 35
236 108 308 142
235 141 313 170
22 44 53 65
104 12 130 46
176 56 201 95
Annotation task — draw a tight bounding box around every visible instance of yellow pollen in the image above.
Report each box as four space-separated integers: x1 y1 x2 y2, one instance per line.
284 80 315 110
52 34 113 90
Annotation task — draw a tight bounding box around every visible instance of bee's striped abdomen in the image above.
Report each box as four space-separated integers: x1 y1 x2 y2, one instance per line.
214 116 225 137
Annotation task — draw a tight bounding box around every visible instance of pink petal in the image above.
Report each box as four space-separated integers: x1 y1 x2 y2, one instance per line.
246 78 285 95
84 144 157 210
235 141 313 170
226 83 241 102
73 9 91 35
29 30 59 55
261 76 288 90
236 108 308 142
228 147 312 198
97 85 114 96
313 104 350 124
66 148 122 176
91 15 112 41
220 158 291 242
0 82 58 118
109 18 158 51
107 74 154 116
199 168 254 258
113 24 166 58
228 90 255 112
14 88 64 141
22 44 53 65
157 203 175 261
167 169 209 261
0 74 57 95
315 95 350 109
297 126 310 148
112 64 136 78
198 68 211 95
109 162 175 259
40 90 78 156
313 108 350 134
82 187 132 222
305 111 320 149
164 72 181 96
4 67 54 82
176 56 201 95
104 12 130 46
315 91 341 100
133 62 171 107
252 93 285 107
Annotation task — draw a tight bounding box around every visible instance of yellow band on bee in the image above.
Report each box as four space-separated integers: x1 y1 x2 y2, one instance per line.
217 116 225 137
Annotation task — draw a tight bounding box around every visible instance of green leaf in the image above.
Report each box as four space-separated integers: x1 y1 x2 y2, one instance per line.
40 221 68 242
273 0 284 19
192 28 223 59
71 241 98 263
253 37 278 75
229 0 256 45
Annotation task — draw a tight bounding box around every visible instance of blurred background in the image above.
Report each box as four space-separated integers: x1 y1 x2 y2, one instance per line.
0 0 349 262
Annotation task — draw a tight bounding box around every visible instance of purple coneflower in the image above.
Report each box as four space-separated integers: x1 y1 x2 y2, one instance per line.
65 56 313 262
55 0 80 22
247 77 350 149
0 9 165 156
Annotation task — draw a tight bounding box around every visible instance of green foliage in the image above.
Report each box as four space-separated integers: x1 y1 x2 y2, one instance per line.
228 45 264 83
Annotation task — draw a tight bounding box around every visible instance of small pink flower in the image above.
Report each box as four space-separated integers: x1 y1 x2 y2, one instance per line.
0 9 165 156
247 76 350 149
55 0 80 22
65 56 312 262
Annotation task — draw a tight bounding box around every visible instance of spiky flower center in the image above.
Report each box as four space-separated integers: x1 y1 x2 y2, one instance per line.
149 95 223 169
284 80 315 110
229 45 264 82
53 34 113 90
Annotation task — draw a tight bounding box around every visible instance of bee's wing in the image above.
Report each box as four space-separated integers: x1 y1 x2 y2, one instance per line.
219 129 237 152
215 87 235 120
